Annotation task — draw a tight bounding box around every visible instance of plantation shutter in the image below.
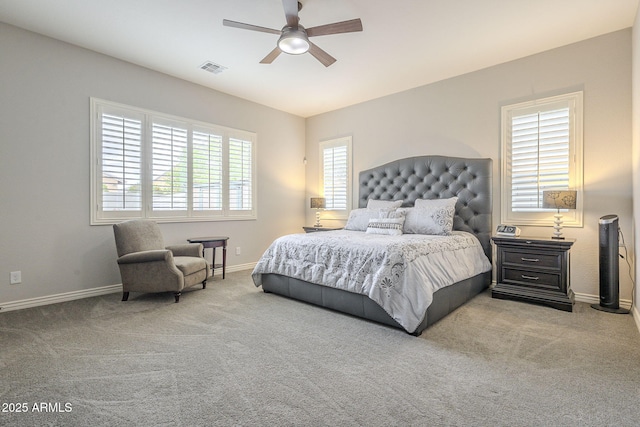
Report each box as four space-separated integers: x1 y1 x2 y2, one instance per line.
151 123 188 211
323 144 348 210
193 130 223 211
228 138 252 211
500 91 582 227
510 107 570 211
91 98 258 224
100 113 142 212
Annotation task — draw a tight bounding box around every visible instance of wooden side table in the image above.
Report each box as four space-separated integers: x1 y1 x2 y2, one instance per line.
491 235 575 311
187 237 229 279
302 226 342 233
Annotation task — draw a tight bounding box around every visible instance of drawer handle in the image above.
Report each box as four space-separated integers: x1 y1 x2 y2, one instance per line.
521 275 539 280
521 257 539 262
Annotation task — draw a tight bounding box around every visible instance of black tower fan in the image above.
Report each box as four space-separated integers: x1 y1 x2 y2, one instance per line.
591 214 629 314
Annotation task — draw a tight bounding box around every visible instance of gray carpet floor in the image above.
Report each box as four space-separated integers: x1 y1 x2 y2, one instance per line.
1 270 639 426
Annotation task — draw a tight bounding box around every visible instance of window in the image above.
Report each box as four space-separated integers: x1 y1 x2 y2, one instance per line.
91 98 256 224
501 92 583 226
319 136 352 217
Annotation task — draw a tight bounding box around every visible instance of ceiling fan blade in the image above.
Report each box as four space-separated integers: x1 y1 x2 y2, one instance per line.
306 18 363 37
282 0 300 27
308 42 337 67
260 47 282 64
222 19 281 35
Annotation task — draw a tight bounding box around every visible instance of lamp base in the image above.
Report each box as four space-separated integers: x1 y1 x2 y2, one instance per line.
551 212 564 239
314 211 322 228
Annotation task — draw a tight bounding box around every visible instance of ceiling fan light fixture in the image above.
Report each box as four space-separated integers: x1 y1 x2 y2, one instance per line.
278 26 309 54
223 3 362 66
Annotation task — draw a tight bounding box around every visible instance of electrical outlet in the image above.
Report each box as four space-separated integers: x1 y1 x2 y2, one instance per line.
10 271 21 285
235 247 241 256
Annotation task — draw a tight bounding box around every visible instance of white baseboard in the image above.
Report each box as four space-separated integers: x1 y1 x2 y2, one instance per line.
223 262 256 274
0 263 256 313
0 284 122 313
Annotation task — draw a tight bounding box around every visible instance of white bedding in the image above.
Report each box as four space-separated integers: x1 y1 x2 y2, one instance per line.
252 230 492 333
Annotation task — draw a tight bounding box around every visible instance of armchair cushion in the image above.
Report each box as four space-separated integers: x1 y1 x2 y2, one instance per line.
174 256 208 277
167 243 203 258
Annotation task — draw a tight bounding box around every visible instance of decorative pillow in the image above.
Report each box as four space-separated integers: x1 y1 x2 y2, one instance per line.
414 197 458 209
400 197 458 235
366 199 403 209
366 217 405 236
344 208 396 231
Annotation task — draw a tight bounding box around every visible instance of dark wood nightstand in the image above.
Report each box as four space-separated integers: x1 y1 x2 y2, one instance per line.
302 226 342 233
491 235 575 312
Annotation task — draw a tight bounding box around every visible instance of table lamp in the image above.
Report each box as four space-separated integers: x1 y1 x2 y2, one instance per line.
542 190 577 239
310 197 326 227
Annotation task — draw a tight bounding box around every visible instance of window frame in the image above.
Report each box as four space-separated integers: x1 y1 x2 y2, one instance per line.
500 91 583 227
319 136 352 219
90 98 257 225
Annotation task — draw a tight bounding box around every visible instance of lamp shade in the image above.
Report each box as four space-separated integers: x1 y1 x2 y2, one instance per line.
542 190 577 210
310 197 326 209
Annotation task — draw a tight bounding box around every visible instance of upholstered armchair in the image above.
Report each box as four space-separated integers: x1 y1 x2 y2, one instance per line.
113 220 210 303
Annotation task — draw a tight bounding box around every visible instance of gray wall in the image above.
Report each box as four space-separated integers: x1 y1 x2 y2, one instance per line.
0 23 306 305
306 30 633 304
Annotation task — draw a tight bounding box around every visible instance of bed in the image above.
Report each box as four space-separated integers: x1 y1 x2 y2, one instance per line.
252 155 493 335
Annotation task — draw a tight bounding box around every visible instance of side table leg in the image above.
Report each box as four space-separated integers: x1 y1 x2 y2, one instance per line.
222 245 227 279
212 247 216 278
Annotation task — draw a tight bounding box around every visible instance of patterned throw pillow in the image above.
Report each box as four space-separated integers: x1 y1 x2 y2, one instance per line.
400 197 458 235
365 217 406 236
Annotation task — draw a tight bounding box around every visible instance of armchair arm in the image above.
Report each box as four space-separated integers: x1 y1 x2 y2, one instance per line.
167 243 203 258
117 249 172 265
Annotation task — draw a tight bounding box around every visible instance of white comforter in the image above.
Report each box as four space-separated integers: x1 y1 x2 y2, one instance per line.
252 230 492 333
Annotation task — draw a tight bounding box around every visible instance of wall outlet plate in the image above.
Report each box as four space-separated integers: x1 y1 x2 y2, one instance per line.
10 271 21 285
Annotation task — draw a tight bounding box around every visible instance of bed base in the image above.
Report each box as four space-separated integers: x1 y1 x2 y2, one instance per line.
261 271 491 336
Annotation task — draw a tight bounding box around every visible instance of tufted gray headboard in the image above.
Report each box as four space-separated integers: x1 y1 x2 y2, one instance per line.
358 155 493 260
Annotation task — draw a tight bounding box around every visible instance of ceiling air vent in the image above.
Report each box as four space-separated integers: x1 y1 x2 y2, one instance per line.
200 61 227 75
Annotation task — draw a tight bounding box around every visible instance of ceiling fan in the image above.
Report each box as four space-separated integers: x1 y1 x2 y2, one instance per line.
223 0 363 67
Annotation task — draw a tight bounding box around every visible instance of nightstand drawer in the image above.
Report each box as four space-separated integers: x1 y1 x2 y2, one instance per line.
503 250 561 270
503 267 560 290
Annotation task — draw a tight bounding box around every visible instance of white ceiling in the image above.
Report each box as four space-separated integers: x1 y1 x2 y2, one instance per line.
1 0 638 117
